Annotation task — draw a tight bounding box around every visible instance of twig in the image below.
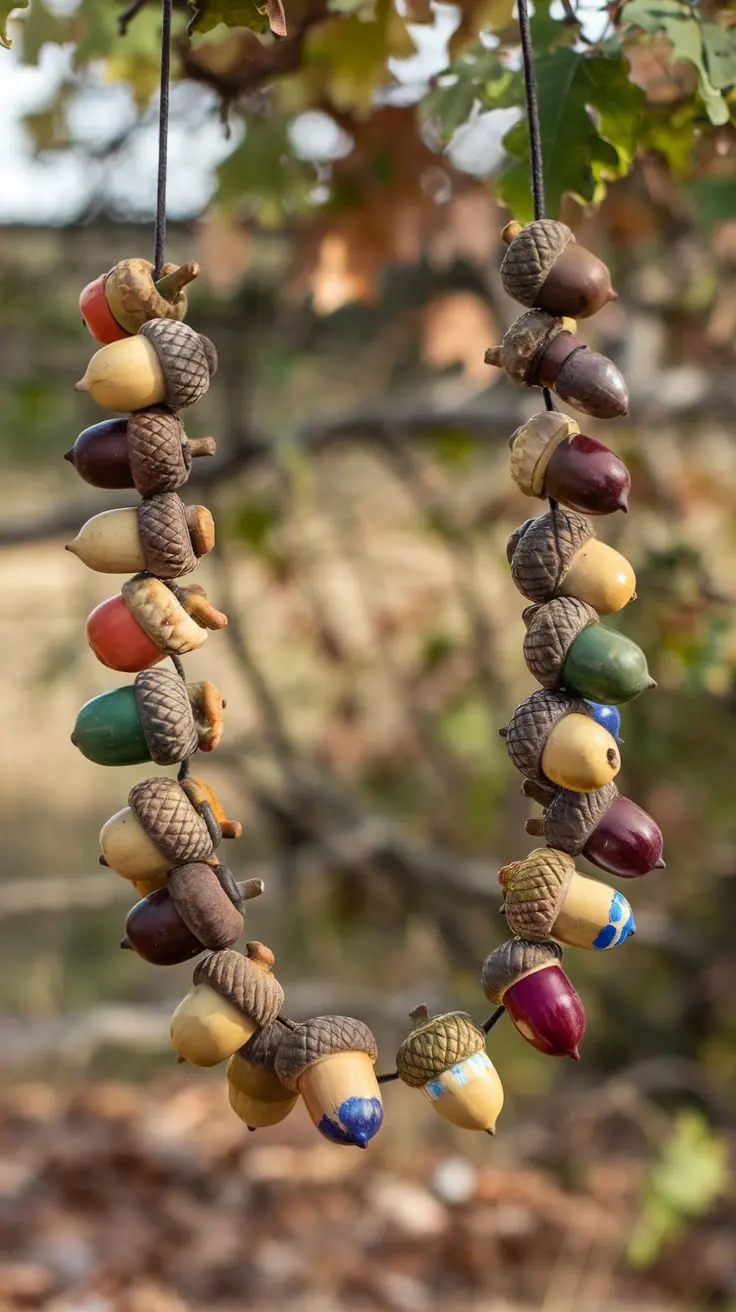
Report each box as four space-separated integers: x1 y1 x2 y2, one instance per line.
118 0 149 36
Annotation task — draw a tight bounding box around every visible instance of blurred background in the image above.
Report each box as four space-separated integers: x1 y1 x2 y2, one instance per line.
2 0 736 1309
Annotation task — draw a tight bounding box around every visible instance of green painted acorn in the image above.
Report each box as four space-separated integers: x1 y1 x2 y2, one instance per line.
523 597 655 704
72 669 224 767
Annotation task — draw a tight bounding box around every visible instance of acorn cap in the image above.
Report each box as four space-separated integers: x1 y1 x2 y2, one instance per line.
122 575 209 656
193 943 284 1028
508 506 593 603
481 937 563 1005
240 1019 289 1072
129 776 214 864
523 596 598 688
137 492 211 579
501 688 589 781
501 220 573 307
139 319 218 410
531 783 618 855
506 517 536 566
499 848 575 939
274 1016 378 1092
509 411 579 498
134 667 198 765
127 408 191 496
396 1007 486 1088
105 258 197 333
166 862 244 950
484 309 562 385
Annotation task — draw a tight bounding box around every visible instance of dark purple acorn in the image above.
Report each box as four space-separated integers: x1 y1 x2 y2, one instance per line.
121 865 263 966
509 412 630 515
481 938 585 1060
65 418 132 489
123 885 204 965
500 220 617 320
583 794 665 878
485 311 629 421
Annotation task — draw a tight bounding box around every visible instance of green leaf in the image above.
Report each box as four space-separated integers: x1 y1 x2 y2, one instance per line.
0 0 28 47
628 1112 728 1268
621 0 731 126
498 49 645 221
425 46 520 141
188 0 270 36
700 19 736 90
19 0 69 64
216 115 314 223
689 175 736 227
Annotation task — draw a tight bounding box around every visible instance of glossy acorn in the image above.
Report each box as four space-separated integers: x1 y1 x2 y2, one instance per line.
171 944 284 1067
584 701 621 740
508 411 630 515
87 576 227 673
275 1016 383 1148
75 319 217 412
485 310 628 420
481 938 585 1060
79 258 199 344
507 507 636 615
122 868 263 966
227 1023 300 1131
499 848 636 950
501 688 620 792
65 412 216 495
71 669 223 767
500 220 616 319
525 782 664 878
396 1005 504 1133
523 596 655 704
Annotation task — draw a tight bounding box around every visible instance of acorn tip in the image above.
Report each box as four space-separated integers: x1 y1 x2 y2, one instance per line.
74 378 89 392
99 854 109 867
570 1046 581 1062
176 1055 186 1065
655 857 666 869
485 1126 496 1136
70 731 78 747
120 937 132 950
647 677 658 689
64 448 74 463
617 497 629 514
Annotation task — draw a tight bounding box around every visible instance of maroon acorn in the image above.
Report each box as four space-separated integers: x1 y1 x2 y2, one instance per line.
508 411 630 515
65 418 132 489
500 220 617 319
65 412 217 495
481 938 585 1060
123 885 203 965
583 794 665 878
122 866 264 966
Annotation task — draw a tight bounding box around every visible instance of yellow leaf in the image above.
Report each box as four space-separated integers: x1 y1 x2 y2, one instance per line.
105 53 161 107
305 0 411 113
1 0 28 47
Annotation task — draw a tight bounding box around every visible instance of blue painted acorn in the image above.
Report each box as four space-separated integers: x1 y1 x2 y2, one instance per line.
396 1005 504 1133
274 1016 383 1149
499 848 635 951
583 700 621 741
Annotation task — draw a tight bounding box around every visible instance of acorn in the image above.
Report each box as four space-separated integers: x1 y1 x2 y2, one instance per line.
99 775 217 881
66 494 215 577
499 848 636 950
75 319 217 412
72 669 224 767
64 411 216 495
500 220 616 319
80 258 199 344
122 868 263 966
507 507 636 614
484 310 628 420
525 782 665 878
395 1005 504 1133
584 701 621 740
523 597 655 704
275 1016 383 1148
171 944 284 1067
500 689 620 792
87 576 227 673
481 938 585 1060
227 1022 300 1130
508 412 630 515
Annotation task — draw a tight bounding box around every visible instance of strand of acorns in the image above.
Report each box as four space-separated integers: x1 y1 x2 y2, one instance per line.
63 221 663 1151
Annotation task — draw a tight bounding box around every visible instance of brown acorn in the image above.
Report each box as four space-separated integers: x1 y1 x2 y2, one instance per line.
500 688 620 792
171 943 285 1067
508 412 630 515
65 411 217 496
484 310 628 420
500 220 616 319
105 258 199 335
507 507 636 614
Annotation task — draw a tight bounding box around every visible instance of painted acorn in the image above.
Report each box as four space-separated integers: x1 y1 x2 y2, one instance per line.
65 411 216 495
72 669 223 767
99 775 217 881
275 1016 383 1148
66 493 215 577
80 259 199 344
508 412 630 515
501 688 620 792
87 576 227 673
122 869 264 965
507 507 636 614
396 1005 503 1133
523 596 655 704
525 782 665 878
171 944 284 1067
584 701 621 740
75 318 217 412
499 848 636 950
481 938 585 1060
500 220 616 319
227 1022 300 1130
484 310 628 420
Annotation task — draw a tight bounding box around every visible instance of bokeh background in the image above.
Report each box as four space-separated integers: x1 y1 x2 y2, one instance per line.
2 1 736 1309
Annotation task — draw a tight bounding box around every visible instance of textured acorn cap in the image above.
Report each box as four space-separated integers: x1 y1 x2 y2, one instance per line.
139 319 217 410
123 575 209 656
240 1020 290 1072
501 220 574 307
501 688 589 781
127 408 190 496
484 310 562 385
274 1016 378 1092
499 848 575 939
167 862 244 950
134 668 198 765
532 783 618 855
193 944 284 1028
396 1008 486 1088
137 493 202 578
508 506 593 602
129 776 214 864
523 596 598 688
481 937 563 1005
509 411 579 498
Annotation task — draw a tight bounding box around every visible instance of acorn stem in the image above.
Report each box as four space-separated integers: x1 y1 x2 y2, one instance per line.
155 261 200 302
187 436 217 458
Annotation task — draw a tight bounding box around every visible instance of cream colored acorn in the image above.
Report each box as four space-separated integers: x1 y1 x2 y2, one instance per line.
396 1005 504 1133
501 689 620 793
66 497 214 577
274 1016 383 1148
99 776 215 881
499 848 636 951
171 944 284 1068
75 319 217 412
507 507 635 615
227 1023 300 1130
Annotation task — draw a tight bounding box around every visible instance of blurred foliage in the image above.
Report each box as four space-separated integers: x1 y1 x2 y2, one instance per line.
628 1111 729 1266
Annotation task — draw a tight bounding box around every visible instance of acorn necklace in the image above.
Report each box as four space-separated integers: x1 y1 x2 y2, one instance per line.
64 0 662 1146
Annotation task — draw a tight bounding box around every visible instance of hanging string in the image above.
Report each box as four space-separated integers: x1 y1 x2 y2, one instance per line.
153 0 173 281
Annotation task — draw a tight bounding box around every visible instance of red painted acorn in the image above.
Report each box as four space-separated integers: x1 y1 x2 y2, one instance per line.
87 595 165 673
481 938 585 1060
583 794 665 878
509 412 630 515
79 272 129 345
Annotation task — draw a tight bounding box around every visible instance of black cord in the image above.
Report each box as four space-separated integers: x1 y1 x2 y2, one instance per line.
153 0 173 280
482 1006 505 1034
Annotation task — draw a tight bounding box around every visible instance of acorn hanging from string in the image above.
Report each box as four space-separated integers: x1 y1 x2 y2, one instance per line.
65 411 216 495
80 259 200 344
523 780 665 878
395 1005 504 1133
484 310 628 419
72 670 223 767
171 944 284 1067
501 688 620 792
87 576 228 672
66 494 215 577
523 596 655 704
500 220 617 319
123 868 264 965
227 1022 300 1131
508 412 630 515
508 507 636 614
499 848 636 950
99 775 218 881
274 1015 383 1148
75 318 217 412
481 939 585 1060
